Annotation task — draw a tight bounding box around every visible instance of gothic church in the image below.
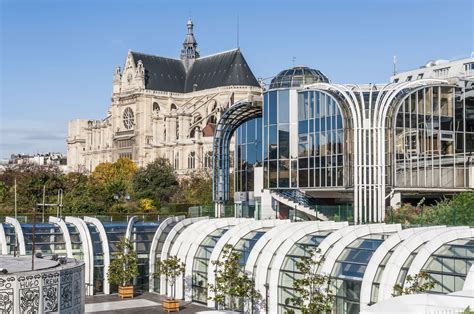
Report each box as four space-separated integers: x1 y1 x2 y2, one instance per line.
67 19 262 174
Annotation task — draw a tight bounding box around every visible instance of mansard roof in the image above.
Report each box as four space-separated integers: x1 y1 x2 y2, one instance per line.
130 49 260 93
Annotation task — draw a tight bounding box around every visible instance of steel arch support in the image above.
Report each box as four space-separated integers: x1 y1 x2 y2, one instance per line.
359 226 440 308
212 100 262 215
0 222 8 255
84 216 111 295
376 226 464 302
5 217 25 255
266 221 348 313
65 216 94 296
149 216 184 292
206 219 286 308
49 216 73 258
159 217 207 294
406 228 474 283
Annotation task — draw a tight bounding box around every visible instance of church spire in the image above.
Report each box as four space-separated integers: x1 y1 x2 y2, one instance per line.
181 18 199 70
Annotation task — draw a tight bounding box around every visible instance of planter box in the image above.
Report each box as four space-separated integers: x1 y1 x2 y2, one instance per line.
163 299 180 312
118 285 134 299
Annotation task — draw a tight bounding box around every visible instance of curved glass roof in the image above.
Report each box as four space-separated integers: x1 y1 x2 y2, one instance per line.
269 66 329 90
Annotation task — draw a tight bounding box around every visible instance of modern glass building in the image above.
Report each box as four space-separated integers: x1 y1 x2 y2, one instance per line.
1 216 473 312
225 57 474 223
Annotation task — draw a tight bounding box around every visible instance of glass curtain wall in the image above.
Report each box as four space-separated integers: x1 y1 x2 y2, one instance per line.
421 238 474 294
67 223 83 261
192 228 229 303
263 89 295 188
298 91 345 188
277 232 330 313
369 242 402 305
233 230 266 268
235 118 263 192
153 220 181 293
394 86 474 188
130 221 160 291
331 233 392 314
21 223 66 255
103 222 128 293
86 223 104 294
230 230 267 311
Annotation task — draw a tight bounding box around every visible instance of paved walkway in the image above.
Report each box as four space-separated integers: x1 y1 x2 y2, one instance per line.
86 293 208 313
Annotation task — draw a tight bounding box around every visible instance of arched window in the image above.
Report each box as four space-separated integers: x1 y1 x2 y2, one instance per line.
170 103 178 112
123 107 135 130
176 120 180 139
204 151 213 168
190 126 200 139
174 152 179 170
393 86 464 188
188 151 196 169
152 102 160 113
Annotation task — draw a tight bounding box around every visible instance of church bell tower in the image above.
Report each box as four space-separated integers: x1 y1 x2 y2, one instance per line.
180 18 200 70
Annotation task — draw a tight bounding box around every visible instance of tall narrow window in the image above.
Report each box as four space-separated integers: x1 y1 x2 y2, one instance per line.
204 151 212 168
174 152 180 170
188 151 196 169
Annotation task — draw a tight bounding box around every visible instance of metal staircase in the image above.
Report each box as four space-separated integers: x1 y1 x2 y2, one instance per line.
271 189 329 221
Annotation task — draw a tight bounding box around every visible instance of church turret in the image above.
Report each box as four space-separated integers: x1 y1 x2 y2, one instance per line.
136 59 145 90
180 18 199 70
112 66 122 95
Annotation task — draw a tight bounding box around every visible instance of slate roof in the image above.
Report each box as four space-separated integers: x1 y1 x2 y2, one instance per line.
130 49 260 93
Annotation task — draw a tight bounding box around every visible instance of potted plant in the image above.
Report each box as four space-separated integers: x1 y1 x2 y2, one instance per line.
155 256 185 312
107 238 138 299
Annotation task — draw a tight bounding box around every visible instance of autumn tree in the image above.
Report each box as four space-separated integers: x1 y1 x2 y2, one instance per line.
89 158 138 211
173 169 213 205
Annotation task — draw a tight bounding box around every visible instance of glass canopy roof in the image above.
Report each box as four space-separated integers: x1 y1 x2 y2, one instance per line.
269 66 329 90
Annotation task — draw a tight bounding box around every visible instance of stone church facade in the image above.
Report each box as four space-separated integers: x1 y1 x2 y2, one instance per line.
67 19 262 174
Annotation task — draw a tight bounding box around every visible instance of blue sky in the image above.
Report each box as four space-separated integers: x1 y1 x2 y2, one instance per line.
1 0 473 158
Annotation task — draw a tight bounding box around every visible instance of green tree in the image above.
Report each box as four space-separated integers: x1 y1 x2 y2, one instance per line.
208 244 261 311
0 163 64 213
107 238 139 287
132 157 178 207
392 271 436 297
173 169 213 205
155 256 185 300
62 171 99 213
287 248 334 314
425 192 474 226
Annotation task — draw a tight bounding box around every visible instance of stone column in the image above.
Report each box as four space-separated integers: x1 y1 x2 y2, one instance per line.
156 116 164 143
178 115 185 141
182 115 191 140
168 116 177 142
165 116 171 143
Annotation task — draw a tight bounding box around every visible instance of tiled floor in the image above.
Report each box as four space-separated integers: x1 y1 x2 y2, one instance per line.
85 293 208 313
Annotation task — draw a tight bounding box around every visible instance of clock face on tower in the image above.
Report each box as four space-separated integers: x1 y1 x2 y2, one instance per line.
123 107 135 130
